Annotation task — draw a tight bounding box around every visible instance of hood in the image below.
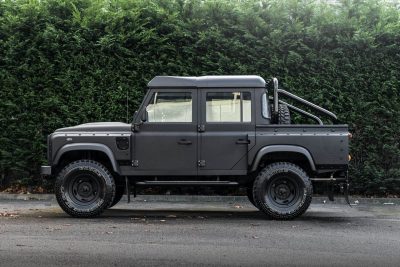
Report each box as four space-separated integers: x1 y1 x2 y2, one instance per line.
55 122 131 132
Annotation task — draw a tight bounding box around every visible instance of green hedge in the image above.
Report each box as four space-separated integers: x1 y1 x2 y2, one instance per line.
1 0 399 194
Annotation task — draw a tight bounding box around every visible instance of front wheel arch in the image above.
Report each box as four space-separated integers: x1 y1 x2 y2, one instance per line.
53 143 120 174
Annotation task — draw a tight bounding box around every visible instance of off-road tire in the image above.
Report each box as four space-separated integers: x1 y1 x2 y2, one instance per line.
109 185 125 208
253 162 312 220
55 160 116 218
278 104 291 124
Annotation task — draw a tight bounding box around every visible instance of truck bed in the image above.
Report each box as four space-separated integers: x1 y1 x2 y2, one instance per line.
251 124 349 173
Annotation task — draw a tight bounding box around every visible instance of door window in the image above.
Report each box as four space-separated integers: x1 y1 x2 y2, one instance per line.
146 92 192 122
206 92 251 122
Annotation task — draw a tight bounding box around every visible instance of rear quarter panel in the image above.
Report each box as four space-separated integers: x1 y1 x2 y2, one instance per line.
251 125 349 168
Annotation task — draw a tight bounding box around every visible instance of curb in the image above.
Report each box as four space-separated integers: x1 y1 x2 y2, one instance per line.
0 193 398 205
0 193 55 201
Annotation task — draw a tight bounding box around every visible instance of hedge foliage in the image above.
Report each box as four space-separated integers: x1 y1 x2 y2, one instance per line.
0 0 399 194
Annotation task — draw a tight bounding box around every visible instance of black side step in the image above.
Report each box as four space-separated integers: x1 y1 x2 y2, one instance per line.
310 178 347 182
135 181 239 186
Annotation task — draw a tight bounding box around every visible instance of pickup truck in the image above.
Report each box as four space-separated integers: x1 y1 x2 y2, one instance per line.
41 76 350 219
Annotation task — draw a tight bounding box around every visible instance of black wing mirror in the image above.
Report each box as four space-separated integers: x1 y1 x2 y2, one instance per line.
141 110 148 122
132 110 148 132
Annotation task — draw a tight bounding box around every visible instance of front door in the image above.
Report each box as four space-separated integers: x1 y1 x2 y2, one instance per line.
199 89 255 175
133 89 198 175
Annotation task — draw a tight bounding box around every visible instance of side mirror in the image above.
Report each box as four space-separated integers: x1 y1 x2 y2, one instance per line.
141 110 148 122
132 110 146 132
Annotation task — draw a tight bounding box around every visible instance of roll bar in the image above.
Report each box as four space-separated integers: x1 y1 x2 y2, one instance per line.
279 100 323 125
273 78 279 115
272 77 338 124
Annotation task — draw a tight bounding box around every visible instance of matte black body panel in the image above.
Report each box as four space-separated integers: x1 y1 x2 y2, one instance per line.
49 132 132 172
252 125 349 167
198 88 255 173
131 88 198 175
56 122 131 132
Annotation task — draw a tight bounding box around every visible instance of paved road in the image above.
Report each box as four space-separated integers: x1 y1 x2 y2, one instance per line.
0 199 399 267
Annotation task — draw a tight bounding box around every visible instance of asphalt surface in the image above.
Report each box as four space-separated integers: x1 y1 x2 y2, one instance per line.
0 198 399 267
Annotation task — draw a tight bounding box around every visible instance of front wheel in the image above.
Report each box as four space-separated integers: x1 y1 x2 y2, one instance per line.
246 187 258 209
55 160 116 218
253 162 312 220
109 185 125 208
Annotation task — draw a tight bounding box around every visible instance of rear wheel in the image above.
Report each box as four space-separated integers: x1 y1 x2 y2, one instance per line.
253 162 312 220
55 160 115 218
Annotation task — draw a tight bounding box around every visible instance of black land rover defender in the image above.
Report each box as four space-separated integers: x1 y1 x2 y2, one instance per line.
41 76 350 219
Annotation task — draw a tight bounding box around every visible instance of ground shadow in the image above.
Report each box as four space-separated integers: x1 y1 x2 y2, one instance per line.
101 208 352 223
23 206 354 224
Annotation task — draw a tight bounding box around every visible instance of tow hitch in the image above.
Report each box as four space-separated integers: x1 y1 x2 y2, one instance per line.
311 172 351 206
343 171 351 206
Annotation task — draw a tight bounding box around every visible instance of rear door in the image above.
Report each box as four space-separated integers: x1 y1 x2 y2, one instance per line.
198 89 255 175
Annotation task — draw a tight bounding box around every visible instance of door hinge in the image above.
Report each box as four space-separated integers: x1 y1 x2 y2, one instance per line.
131 160 139 167
198 160 206 167
198 124 205 132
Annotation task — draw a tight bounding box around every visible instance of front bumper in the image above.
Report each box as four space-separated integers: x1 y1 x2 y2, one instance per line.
41 166 52 175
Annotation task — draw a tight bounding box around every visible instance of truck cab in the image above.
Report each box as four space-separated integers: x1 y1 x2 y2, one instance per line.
42 76 350 219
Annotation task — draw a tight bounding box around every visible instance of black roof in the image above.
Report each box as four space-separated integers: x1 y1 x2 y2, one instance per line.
147 75 266 88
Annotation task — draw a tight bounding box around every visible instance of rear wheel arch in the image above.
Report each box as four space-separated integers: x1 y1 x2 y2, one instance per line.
250 145 316 174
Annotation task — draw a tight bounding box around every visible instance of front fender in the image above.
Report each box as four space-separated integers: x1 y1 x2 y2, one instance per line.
53 143 120 173
250 145 316 172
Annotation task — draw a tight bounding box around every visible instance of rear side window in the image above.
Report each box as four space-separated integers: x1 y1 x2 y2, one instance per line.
262 92 271 119
146 92 192 122
206 92 251 122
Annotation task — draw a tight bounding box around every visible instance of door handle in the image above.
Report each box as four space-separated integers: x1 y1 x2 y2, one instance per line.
178 139 192 145
236 139 250 144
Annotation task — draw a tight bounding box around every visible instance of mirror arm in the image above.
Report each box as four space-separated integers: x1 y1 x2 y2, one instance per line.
132 121 143 132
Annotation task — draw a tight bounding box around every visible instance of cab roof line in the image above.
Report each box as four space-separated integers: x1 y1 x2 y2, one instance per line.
147 75 266 88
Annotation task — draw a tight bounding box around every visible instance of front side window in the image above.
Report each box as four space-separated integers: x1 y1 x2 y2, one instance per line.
206 92 251 122
146 92 192 122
